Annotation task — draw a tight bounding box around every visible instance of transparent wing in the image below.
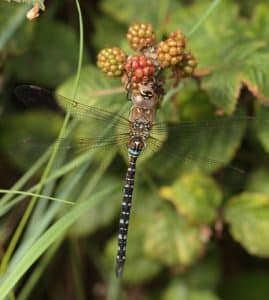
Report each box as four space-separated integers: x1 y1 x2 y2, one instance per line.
151 115 269 134
144 110 269 176
19 134 130 152
11 85 131 159
14 85 130 128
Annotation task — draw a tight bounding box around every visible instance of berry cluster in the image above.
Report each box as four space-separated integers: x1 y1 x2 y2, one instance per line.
125 55 155 82
97 47 127 77
126 23 155 51
176 51 198 78
156 38 184 68
96 23 197 96
169 30 186 47
156 30 186 68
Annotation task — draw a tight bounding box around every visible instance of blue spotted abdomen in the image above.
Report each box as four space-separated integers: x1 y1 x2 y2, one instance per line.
115 143 141 277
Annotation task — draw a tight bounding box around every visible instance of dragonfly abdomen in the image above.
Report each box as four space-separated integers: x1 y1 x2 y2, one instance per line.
115 140 143 277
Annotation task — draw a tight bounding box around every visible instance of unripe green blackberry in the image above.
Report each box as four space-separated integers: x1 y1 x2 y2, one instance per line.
169 29 186 48
126 23 155 51
125 55 155 83
177 51 197 77
156 38 184 68
97 47 127 77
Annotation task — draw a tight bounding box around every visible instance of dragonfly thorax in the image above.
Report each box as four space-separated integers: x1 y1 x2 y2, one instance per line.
129 120 151 142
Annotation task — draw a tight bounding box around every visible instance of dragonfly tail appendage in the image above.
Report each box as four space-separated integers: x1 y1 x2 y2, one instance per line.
115 154 138 277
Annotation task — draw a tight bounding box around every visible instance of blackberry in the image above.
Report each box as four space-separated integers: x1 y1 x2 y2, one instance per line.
176 51 197 77
97 47 127 77
127 23 155 51
156 38 184 68
125 55 155 83
169 29 186 48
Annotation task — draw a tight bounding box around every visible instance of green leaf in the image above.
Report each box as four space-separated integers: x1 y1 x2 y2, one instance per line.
92 15 127 51
161 280 220 300
166 1 243 68
0 111 63 171
246 168 269 197
247 3 269 41
57 64 125 111
166 1 269 113
100 0 180 28
144 204 205 267
56 65 131 162
202 42 269 114
160 172 222 224
222 272 269 300
144 101 247 178
6 19 81 86
225 192 269 257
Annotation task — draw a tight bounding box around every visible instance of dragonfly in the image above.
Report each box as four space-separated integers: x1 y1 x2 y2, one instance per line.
14 83 269 277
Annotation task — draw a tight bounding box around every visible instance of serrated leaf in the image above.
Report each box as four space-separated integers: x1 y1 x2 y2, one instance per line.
202 42 269 114
0 111 62 171
166 1 269 113
160 172 222 224
144 204 205 267
161 280 220 300
166 1 243 68
225 192 269 257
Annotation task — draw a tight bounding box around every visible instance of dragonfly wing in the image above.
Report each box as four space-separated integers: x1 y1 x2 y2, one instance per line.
145 113 256 177
14 85 130 129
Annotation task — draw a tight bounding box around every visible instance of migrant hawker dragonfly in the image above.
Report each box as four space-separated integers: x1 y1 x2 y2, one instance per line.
14 83 269 277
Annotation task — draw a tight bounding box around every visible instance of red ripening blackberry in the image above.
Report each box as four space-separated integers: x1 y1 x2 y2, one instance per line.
125 55 155 84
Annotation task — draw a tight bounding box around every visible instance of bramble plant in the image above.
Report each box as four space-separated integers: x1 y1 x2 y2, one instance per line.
97 23 197 93
0 0 269 299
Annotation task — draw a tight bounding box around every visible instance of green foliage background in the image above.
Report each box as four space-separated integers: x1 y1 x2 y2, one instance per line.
0 0 269 299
